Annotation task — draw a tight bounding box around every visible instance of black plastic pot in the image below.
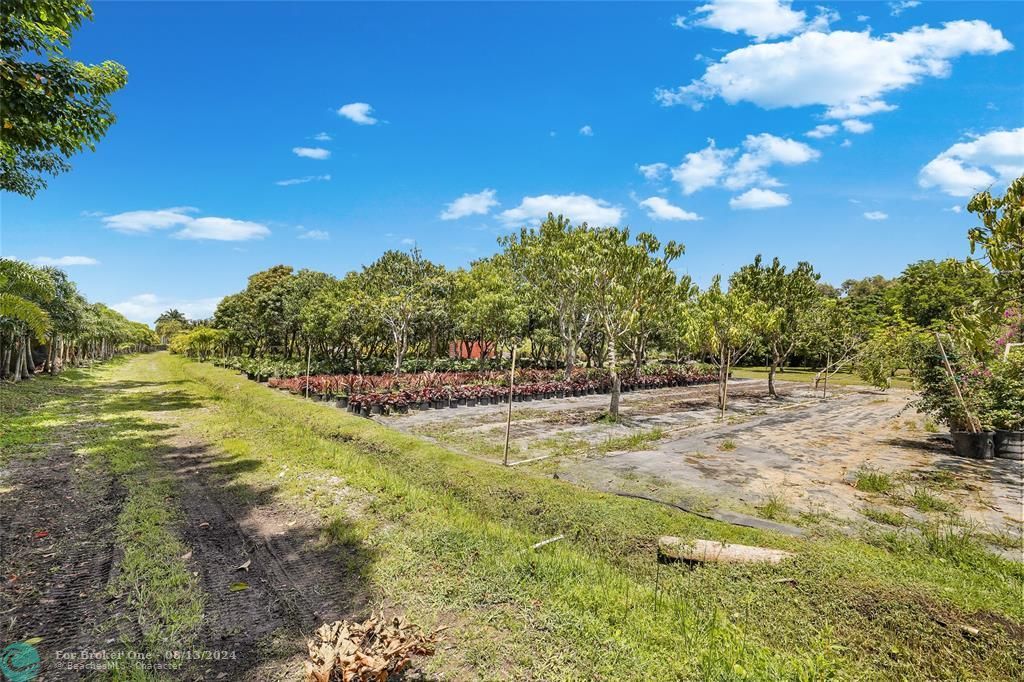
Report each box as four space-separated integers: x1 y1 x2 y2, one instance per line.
335 396 349 409
994 430 1024 460
951 431 995 460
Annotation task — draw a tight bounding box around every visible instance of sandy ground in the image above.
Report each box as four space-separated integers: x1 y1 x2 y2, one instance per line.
381 379 1024 537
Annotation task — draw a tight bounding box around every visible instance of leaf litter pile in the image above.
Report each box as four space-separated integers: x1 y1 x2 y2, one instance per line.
305 613 439 681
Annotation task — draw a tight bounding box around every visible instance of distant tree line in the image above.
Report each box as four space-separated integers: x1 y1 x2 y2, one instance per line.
0 258 157 381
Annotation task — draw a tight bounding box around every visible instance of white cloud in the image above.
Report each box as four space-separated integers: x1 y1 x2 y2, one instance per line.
499 194 624 227
275 174 331 186
101 208 270 241
806 124 839 139
668 134 818 194
680 0 810 42
102 207 196 234
672 15 687 29
31 256 100 266
724 133 819 189
857 15 870 22
729 188 791 210
297 228 330 240
840 139 853 148
172 217 270 241
440 188 499 220
111 293 223 326
919 127 1024 196
337 102 378 125
637 162 669 180
579 125 594 136
842 119 874 134
292 146 330 160
946 205 963 214
400 237 417 246
655 21 1012 120
863 211 889 220
313 132 332 141
890 1 920 17
672 140 735 194
638 196 701 221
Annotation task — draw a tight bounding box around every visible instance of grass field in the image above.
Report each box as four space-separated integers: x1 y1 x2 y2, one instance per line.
2 353 1020 680
731 365 915 390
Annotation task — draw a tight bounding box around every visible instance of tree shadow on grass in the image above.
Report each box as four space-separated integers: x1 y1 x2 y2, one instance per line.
2 367 377 681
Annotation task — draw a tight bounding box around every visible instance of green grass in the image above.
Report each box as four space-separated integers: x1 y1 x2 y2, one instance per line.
854 467 896 494
731 366 915 390
5 353 1022 680
862 506 907 527
718 438 737 452
909 487 957 514
0 360 204 680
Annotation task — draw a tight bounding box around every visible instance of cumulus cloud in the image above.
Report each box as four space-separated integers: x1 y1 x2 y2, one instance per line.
676 0 813 42
275 174 331 186
724 133 820 189
672 140 735 195
101 208 269 241
668 134 818 195
579 125 594 136
842 119 874 134
111 293 223 326
172 217 270 241
918 127 1024 196
638 196 701 221
440 189 500 220
102 207 197 233
499 194 624 227
729 188 791 210
313 132 333 141
890 1 920 17
637 162 669 180
31 256 100 266
655 21 1012 120
297 228 330 240
337 102 378 125
292 146 330 160
806 124 839 139
864 211 889 220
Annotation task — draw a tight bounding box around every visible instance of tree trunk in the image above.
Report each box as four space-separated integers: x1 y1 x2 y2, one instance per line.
608 340 621 419
768 349 779 399
24 337 35 377
12 337 24 382
564 337 576 374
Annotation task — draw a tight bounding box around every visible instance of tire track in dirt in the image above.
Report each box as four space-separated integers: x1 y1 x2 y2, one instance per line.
0 421 137 679
155 432 371 680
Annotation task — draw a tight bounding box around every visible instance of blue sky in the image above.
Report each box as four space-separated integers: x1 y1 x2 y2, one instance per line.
3 1 1022 324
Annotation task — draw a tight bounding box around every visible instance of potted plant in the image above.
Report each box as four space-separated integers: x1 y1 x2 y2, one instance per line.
914 345 995 460
988 355 1024 460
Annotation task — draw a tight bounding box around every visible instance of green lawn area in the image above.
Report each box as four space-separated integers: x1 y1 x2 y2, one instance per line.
2 353 1019 680
732 365 915 390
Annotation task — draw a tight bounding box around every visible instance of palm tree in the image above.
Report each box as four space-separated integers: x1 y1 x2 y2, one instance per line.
0 258 55 380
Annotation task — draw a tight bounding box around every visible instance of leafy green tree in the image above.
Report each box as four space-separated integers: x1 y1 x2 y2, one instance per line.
967 175 1024 319
501 214 597 373
1 0 128 196
685 277 772 415
155 308 189 343
362 248 439 373
454 256 527 368
888 259 994 330
589 228 683 418
731 255 821 397
1 258 54 379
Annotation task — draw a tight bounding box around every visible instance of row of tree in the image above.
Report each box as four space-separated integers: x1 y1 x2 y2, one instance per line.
192 204 1006 418
0 258 157 382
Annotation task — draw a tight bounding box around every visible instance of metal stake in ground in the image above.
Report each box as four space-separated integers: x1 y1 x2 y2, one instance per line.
503 344 517 467
304 344 311 399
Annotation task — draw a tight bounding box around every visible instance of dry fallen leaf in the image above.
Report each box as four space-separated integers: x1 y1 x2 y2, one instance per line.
180 551 193 561
236 559 251 571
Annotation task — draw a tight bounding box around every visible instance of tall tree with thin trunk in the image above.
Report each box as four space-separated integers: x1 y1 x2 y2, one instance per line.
589 228 683 419
731 255 821 398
